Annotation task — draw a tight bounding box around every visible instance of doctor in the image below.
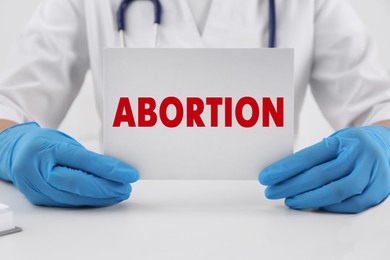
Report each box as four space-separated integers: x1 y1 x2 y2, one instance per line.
0 0 389 212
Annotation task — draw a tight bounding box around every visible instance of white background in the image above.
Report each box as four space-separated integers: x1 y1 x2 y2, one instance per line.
0 0 389 151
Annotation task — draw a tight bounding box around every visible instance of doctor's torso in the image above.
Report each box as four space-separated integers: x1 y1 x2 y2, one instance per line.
84 0 313 128
4 0 382 132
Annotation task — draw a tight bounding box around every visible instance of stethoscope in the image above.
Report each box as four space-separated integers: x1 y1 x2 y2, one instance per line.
117 0 277 48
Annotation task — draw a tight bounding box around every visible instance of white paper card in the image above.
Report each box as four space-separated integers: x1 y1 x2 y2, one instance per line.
104 49 294 180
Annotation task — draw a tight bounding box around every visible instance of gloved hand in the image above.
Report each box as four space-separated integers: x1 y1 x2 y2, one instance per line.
0 122 139 207
259 125 390 214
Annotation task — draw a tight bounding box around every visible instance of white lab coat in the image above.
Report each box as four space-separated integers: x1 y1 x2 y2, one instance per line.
0 0 390 133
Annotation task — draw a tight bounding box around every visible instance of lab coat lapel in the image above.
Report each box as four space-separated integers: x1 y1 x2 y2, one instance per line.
163 0 237 48
201 0 239 48
161 0 205 48
203 0 269 48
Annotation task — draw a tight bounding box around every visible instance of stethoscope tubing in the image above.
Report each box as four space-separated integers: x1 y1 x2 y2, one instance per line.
117 0 277 48
268 0 277 48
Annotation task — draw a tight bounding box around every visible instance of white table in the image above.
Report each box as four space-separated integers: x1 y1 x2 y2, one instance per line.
1 180 389 260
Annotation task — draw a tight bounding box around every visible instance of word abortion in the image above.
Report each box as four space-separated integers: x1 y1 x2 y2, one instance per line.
113 96 285 128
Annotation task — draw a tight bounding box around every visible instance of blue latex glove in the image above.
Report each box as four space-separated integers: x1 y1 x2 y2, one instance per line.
0 122 139 207
259 125 390 213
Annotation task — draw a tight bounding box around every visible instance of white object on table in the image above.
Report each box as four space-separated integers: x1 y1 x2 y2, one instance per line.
0 203 21 236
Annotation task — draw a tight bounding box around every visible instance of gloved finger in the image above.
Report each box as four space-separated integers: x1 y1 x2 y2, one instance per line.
16 175 128 207
265 150 353 199
321 162 390 214
38 183 130 207
46 166 132 199
52 143 140 184
16 180 70 207
284 160 372 209
259 137 339 186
